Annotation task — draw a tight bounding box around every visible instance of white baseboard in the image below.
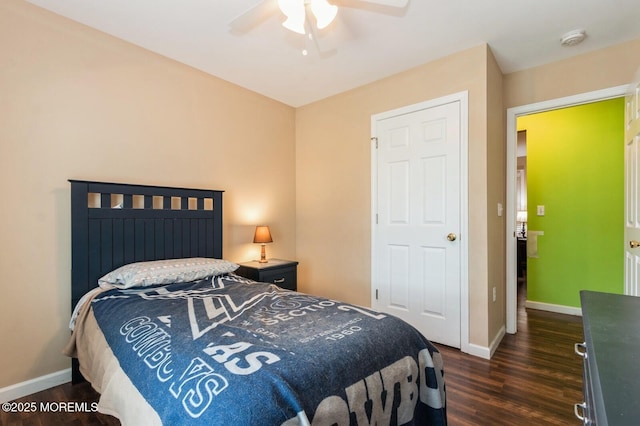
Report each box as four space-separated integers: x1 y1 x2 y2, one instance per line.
463 325 506 360
464 343 491 359
0 369 71 403
489 325 506 358
462 303 580 360
525 300 582 316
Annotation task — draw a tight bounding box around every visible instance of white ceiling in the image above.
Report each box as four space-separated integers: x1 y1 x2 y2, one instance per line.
25 0 640 107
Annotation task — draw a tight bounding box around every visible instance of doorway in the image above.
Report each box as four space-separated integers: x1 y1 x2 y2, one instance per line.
506 85 628 333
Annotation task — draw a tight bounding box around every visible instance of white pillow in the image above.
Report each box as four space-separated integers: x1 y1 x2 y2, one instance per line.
98 257 238 289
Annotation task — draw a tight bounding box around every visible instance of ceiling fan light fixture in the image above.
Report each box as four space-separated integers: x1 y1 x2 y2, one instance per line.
310 0 338 30
278 0 306 34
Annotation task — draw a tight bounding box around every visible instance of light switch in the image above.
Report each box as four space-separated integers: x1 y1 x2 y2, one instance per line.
497 203 503 217
537 205 545 216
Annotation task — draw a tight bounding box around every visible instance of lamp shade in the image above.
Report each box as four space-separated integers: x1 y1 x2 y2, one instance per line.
253 226 273 244
278 0 338 34
278 0 306 34
516 211 528 223
311 0 338 29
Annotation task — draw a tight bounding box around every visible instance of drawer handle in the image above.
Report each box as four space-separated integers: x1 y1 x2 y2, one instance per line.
574 342 587 358
574 402 587 422
273 278 285 283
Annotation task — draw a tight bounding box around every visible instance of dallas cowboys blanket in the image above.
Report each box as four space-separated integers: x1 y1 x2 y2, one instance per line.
90 274 447 425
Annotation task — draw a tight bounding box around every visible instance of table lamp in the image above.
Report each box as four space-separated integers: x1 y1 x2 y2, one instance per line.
516 211 528 238
253 225 273 263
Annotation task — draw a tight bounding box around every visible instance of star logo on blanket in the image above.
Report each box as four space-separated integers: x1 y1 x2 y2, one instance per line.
187 282 282 339
106 276 312 341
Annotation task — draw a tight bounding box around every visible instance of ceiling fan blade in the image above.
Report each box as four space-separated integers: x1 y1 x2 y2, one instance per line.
332 0 409 17
355 0 409 7
229 0 280 34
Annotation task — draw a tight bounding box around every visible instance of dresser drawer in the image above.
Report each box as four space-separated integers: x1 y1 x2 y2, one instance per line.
260 267 296 291
574 342 594 425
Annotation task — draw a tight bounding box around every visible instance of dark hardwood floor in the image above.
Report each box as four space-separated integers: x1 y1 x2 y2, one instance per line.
435 281 584 425
0 380 118 426
2 282 583 425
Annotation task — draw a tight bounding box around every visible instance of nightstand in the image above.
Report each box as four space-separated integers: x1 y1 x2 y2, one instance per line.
235 259 298 291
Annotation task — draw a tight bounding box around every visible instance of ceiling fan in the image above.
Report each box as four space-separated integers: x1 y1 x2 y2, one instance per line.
230 0 410 37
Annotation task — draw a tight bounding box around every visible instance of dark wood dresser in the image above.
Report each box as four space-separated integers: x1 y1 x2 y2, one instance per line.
576 291 640 425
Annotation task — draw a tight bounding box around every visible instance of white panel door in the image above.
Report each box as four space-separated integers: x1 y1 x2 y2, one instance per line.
373 98 462 348
625 78 640 296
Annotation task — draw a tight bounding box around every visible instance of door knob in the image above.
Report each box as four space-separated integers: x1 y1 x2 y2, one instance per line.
447 233 457 241
630 240 640 249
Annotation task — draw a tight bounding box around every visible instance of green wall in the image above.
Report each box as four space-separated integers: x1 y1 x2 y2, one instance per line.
517 98 624 308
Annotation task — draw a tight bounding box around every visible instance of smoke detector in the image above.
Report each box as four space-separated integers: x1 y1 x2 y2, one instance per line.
561 29 587 47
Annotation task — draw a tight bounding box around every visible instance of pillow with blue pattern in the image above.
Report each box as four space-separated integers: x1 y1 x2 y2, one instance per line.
98 257 238 289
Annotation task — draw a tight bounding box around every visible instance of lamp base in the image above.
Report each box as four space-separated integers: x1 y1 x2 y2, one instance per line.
259 244 268 263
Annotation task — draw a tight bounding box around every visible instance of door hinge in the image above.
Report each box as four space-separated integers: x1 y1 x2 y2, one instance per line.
371 137 378 148
376 213 378 224
376 289 379 300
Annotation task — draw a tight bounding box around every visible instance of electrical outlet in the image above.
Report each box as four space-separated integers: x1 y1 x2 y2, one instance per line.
492 287 497 302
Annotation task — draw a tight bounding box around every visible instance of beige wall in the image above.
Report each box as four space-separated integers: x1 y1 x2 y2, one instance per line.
296 45 494 348
487 49 506 344
0 0 296 388
504 38 640 109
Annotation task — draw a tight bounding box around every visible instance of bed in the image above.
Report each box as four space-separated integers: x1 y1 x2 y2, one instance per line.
64 180 447 425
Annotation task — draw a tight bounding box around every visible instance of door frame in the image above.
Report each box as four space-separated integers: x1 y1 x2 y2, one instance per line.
505 85 628 334
371 91 470 353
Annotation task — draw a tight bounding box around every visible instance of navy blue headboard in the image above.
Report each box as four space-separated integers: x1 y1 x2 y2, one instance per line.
69 180 224 383
69 180 224 310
